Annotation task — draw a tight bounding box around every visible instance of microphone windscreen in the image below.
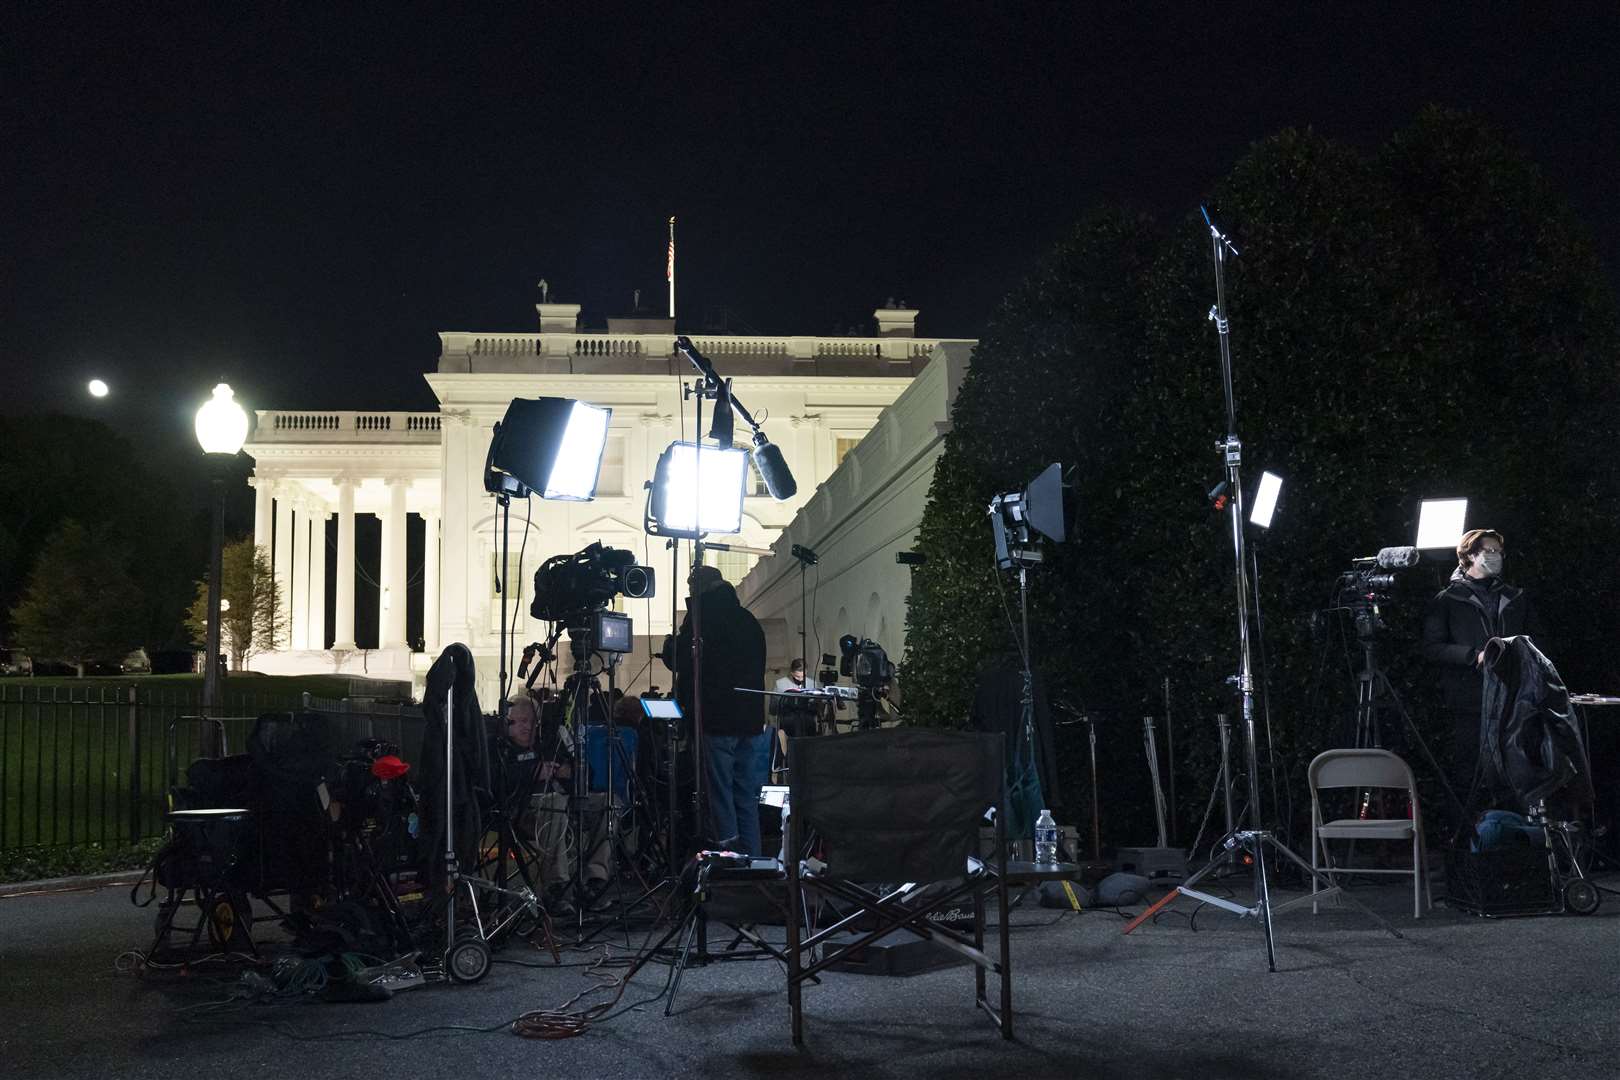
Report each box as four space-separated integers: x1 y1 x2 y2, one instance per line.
1375 546 1421 569
752 441 797 500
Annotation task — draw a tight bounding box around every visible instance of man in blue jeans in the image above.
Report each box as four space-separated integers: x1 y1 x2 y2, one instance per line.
669 565 769 854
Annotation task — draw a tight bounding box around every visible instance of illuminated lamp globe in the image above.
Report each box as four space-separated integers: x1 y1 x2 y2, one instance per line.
195 383 249 455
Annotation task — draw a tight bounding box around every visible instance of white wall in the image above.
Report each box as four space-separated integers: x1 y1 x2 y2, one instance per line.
737 343 970 685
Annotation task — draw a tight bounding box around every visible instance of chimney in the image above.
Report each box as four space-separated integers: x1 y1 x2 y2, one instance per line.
873 304 918 338
536 303 582 334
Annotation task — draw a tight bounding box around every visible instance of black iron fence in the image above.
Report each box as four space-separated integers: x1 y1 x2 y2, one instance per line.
0 684 425 851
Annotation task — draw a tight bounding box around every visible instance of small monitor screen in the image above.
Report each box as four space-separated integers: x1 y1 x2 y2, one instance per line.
640 698 682 720
592 610 633 653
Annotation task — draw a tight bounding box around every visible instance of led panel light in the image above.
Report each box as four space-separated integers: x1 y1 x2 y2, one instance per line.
1249 470 1283 529
1415 498 1468 550
647 441 749 537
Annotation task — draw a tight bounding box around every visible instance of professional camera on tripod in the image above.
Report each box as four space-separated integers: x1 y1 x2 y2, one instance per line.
530 541 656 654
528 541 658 926
838 633 896 729
1333 545 1423 640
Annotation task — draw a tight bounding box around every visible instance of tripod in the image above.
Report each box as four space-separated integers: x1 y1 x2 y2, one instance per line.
1351 628 1464 819
552 626 645 939
1163 210 1400 969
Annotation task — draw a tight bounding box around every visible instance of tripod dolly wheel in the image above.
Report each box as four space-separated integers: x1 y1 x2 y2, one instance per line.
206 893 252 952
1563 878 1602 916
448 937 492 982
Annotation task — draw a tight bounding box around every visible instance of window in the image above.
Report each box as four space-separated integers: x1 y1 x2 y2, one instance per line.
490 547 530 630
834 435 861 469
707 547 755 587
597 435 626 496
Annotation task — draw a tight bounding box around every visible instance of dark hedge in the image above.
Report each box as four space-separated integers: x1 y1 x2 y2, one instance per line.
902 110 1620 854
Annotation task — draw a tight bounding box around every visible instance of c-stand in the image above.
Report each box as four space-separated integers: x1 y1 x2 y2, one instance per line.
1158 209 1400 968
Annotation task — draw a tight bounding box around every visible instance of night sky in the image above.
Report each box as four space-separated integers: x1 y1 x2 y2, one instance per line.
6 7 1619 462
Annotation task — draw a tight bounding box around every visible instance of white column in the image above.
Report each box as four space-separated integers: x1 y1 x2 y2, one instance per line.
271 485 294 649
251 476 273 556
307 511 328 650
380 478 409 649
291 502 312 650
422 510 440 652
333 479 358 650
438 413 474 647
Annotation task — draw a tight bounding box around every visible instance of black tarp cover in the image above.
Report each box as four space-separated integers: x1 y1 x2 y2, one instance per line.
417 644 488 886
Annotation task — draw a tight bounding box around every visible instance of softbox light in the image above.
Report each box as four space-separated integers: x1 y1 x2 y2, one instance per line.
485 398 611 501
1249 470 1283 529
645 441 749 538
1415 498 1468 550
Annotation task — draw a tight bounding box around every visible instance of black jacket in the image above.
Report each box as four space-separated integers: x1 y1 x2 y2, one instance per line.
1480 635 1592 812
1420 569 1545 712
674 582 767 738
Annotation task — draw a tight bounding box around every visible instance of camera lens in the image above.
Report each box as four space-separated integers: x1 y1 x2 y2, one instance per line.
620 565 654 598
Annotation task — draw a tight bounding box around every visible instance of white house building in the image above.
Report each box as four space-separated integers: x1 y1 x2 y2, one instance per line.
242 301 974 703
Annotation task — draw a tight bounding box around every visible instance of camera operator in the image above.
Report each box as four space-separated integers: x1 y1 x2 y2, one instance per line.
665 564 769 855
1421 528 1547 796
771 658 822 738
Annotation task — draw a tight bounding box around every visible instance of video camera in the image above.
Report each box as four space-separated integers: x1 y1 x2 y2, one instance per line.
1335 545 1421 637
530 542 655 623
838 634 896 691
838 634 896 730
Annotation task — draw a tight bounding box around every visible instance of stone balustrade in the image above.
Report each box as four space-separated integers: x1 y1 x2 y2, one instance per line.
439 330 971 372
254 410 443 442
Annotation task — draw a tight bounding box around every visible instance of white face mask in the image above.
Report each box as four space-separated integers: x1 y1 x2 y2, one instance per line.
1478 551 1504 577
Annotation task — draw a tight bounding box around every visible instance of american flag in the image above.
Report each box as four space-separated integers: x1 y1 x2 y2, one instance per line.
667 216 675 282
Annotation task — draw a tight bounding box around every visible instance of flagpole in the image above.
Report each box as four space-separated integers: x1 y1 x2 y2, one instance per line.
667 215 676 321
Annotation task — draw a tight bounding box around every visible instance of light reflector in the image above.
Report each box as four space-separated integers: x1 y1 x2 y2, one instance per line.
1249 470 1283 528
647 441 749 537
1415 498 1468 550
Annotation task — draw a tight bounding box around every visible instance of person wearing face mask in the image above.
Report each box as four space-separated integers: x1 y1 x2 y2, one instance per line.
1421 528 1547 798
770 658 822 738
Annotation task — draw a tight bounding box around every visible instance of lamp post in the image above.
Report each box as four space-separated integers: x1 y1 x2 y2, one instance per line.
195 383 249 716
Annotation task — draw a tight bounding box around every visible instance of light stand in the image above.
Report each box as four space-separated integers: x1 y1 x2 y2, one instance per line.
647 336 798 857
791 544 818 665
1165 210 1400 968
988 464 1070 842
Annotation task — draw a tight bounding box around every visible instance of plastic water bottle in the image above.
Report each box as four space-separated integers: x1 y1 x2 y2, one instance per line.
1035 809 1058 865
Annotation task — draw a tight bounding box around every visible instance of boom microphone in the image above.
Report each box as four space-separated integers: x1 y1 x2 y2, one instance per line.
751 435 797 499
1374 546 1421 569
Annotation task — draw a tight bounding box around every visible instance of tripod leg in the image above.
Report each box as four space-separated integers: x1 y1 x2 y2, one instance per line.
1250 831 1278 973
1263 834 1403 939
663 902 703 1017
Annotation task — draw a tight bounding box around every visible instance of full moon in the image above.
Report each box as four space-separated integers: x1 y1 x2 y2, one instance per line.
87 379 109 397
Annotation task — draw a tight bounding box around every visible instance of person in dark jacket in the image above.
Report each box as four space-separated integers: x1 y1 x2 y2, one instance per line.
668 564 769 854
1421 528 1547 796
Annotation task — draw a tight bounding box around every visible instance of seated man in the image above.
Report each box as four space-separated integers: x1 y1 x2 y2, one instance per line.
771 658 823 738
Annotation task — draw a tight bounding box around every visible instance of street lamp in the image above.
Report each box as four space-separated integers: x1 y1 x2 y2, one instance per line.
195 383 249 714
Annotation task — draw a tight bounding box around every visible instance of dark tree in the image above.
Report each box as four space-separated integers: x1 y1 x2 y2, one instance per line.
10 520 146 675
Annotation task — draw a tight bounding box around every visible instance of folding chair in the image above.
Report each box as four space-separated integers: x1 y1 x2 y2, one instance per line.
785 728 1010 1044
1309 748 1433 918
